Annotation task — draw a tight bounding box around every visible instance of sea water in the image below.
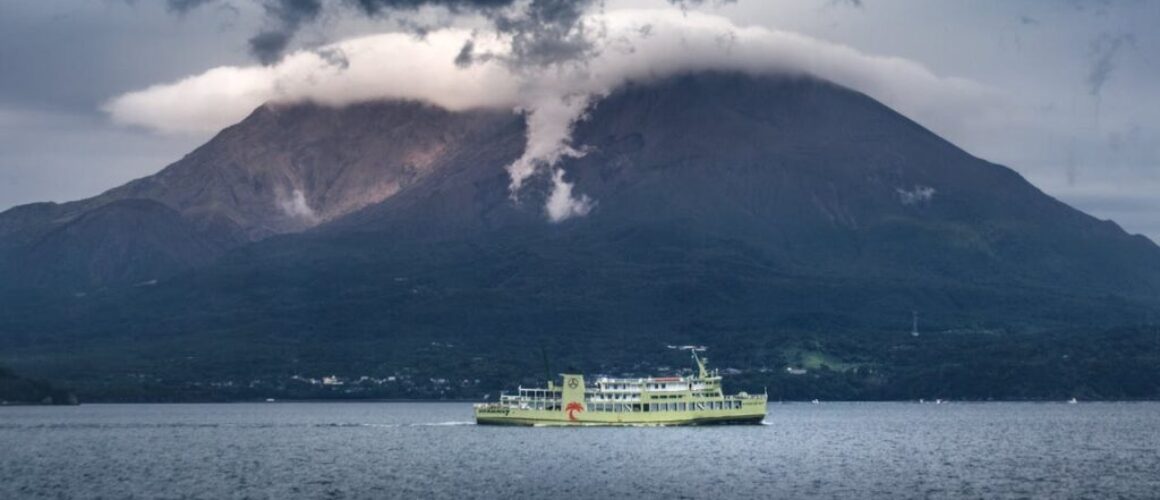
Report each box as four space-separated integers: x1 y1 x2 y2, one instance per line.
2 402 1159 499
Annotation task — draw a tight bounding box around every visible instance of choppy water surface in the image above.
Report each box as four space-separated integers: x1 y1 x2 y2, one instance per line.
2 402 1159 499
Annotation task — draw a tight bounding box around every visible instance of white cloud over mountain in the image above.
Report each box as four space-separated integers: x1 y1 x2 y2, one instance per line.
105 8 1003 221
106 9 999 138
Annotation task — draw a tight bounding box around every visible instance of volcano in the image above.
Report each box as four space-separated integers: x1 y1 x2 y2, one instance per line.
1 72 1158 400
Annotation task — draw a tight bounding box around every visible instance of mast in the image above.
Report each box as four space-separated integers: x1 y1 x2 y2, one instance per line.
540 346 553 390
668 345 709 378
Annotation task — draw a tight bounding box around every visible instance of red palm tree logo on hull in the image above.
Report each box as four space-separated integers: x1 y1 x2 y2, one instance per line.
566 402 584 421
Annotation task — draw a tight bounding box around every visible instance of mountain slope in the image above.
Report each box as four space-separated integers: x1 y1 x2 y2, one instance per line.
8 199 229 289
0 101 520 288
1 72 1159 400
337 72 1160 296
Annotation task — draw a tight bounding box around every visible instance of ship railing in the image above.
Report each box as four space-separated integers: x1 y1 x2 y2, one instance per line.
723 393 767 401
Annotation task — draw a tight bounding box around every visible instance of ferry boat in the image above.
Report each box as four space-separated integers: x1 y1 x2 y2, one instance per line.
473 347 767 426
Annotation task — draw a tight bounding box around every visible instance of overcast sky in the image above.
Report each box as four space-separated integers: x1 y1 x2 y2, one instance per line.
1 0 1157 239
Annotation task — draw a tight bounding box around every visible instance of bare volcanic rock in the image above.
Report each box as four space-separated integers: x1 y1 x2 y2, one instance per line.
0 101 520 288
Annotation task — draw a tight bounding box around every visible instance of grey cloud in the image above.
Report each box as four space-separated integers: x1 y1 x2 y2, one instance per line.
1067 0 1113 16
348 0 516 16
160 0 738 67
828 0 863 8
487 0 598 68
243 0 518 63
1087 32 1135 96
454 39 475 67
249 31 294 64
166 0 219 13
250 0 324 64
317 47 351 69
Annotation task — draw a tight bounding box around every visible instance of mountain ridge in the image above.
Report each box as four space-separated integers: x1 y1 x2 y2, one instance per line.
0 100 521 288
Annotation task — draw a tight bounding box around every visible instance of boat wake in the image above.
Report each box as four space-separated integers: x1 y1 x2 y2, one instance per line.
416 421 476 427
360 421 476 428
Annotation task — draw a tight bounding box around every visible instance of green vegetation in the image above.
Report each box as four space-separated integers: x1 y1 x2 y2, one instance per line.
3 325 1157 403
0 365 78 405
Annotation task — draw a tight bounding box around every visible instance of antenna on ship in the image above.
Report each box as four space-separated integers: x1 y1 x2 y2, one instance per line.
667 345 708 378
540 346 552 388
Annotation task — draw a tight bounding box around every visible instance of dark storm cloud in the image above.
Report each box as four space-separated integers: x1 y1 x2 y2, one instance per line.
235 0 520 63
1087 32 1135 96
250 0 324 64
487 0 598 67
166 0 736 66
348 0 515 15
